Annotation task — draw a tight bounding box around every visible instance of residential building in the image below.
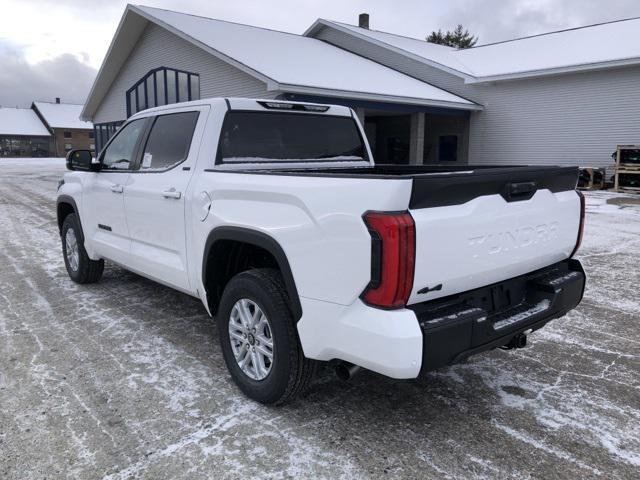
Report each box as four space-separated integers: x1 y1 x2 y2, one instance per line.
81 5 640 172
32 99 94 156
0 107 51 157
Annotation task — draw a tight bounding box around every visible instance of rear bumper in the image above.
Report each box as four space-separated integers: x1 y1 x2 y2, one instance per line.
410 259 585 374
297 259 584 379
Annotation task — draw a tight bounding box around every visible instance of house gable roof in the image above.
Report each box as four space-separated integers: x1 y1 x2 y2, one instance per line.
307 17 640 83
32 102 92 130
305 19 474 80
81 4 479 120
0 107 51 137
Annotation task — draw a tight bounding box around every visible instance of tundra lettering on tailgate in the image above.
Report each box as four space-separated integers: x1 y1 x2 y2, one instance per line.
468 222 559 258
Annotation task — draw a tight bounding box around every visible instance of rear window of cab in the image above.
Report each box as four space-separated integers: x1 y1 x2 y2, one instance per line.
217 112 367 164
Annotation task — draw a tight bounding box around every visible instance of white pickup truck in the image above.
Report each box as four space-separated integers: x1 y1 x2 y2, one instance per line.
58 98 586 404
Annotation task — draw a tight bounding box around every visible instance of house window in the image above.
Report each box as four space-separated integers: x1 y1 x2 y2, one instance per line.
64 131 72 139
438 135 458 162
88 131 94 139
64 143 72 151
93 121 124 153
126 67 200 117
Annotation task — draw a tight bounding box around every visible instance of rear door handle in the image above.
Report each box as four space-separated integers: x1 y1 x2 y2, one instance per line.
162 189 182 199
110 184 123 194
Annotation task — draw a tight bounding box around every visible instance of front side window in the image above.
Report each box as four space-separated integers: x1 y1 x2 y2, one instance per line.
101 119 145 170
140 112 199 171
218 112 367 164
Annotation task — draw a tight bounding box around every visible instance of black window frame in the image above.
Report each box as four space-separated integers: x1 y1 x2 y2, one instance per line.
63 131 72 139
214 110 370 166
132 111 201 174
126 67 200 118
93 121 124 154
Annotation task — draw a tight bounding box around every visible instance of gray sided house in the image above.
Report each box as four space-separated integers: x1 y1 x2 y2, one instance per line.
83 5 640 172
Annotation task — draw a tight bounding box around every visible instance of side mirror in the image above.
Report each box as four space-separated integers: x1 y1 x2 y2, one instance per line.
66 149 99 171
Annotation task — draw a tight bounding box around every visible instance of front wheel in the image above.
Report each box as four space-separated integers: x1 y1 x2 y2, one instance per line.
61 213 104 284
217 269 316 405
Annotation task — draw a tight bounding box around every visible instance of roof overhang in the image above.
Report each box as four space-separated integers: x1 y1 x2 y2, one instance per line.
464 56 640 84
274 84 482 111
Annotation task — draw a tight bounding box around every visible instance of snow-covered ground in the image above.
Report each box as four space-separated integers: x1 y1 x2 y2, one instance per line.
0 157 65 168
0 161 638 479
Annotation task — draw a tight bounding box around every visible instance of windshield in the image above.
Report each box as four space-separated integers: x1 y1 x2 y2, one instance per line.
217 111 368 164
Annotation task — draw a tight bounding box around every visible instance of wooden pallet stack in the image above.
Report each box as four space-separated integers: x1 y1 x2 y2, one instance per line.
614 145 640 193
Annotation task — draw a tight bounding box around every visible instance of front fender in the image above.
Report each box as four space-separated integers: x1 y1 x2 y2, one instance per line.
56 179 83 239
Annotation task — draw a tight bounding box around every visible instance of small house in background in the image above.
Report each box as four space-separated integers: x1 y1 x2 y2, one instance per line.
32 98 94 157
0 107 51 157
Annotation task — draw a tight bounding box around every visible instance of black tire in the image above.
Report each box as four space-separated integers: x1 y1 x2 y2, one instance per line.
61 213 104 284
217 268 316 405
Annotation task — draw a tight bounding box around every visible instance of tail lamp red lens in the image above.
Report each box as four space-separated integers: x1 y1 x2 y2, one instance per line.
570 190 586 258
362 211 416 309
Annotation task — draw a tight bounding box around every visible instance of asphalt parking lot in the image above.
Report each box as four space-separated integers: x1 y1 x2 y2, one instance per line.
1 159 638 479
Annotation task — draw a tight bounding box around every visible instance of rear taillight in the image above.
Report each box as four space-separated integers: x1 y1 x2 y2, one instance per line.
570 191 586 258
361 211 415 309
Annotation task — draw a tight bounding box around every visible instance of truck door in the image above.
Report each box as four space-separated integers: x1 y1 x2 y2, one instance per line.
82 118 147 265
123 107 206 293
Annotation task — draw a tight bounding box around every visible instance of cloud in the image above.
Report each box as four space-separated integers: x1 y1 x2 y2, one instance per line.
434 0 640 44
0 41 96 107
1 0 639 109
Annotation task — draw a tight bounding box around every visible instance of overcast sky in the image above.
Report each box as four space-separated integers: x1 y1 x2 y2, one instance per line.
1 0 640 108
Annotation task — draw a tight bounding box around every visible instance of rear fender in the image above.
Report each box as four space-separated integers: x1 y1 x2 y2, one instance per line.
201 226 302 319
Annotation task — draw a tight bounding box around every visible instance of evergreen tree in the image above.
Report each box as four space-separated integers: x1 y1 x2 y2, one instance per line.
427 24 478 49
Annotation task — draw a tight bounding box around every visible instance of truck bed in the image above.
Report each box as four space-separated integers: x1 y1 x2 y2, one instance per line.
226 164 579 208
218 163 581 306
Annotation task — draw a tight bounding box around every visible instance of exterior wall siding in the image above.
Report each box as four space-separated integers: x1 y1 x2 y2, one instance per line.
467 67 640 173
93 23 274 124
315 25 640 173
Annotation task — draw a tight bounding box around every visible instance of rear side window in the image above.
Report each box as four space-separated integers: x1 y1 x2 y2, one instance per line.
141 111 199 171
217 112 367 164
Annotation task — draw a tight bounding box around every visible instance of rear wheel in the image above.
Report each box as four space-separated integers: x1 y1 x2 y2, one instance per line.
61 213 104 284
217 268 316 405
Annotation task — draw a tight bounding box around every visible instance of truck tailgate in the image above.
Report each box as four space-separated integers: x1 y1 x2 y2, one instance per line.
407 167 580 305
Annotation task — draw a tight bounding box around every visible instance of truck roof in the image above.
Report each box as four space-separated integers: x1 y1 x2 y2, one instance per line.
130 97 354 119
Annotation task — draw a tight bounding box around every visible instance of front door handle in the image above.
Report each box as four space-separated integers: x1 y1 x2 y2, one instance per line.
110 184 123 194
162 188 182 199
